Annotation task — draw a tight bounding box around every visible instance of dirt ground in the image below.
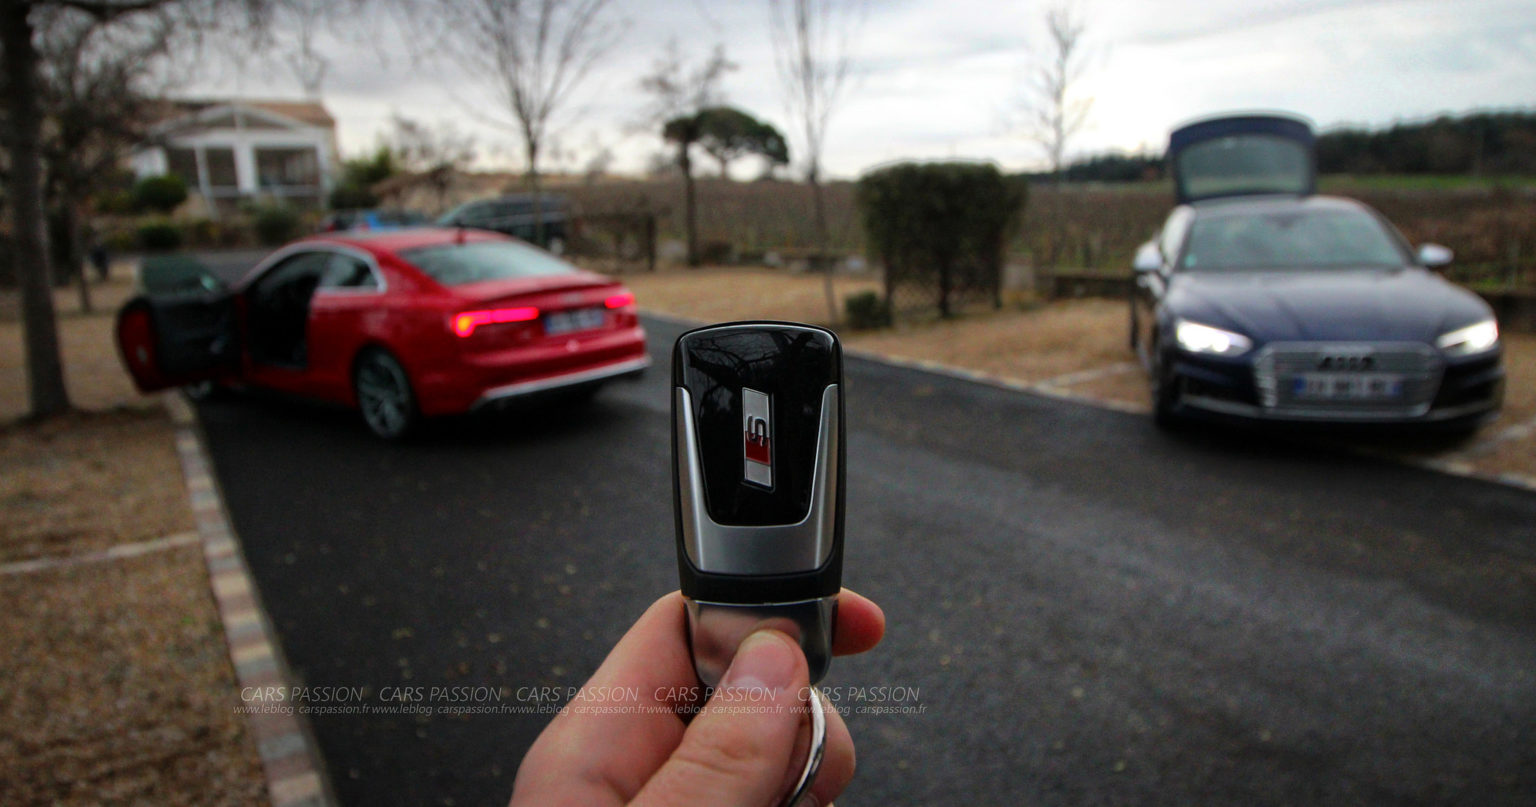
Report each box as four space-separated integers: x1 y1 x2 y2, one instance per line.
621 265 1535 483
0 270 268 805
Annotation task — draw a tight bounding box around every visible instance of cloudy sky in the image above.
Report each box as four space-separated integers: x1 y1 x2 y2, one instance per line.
191 0 1536 179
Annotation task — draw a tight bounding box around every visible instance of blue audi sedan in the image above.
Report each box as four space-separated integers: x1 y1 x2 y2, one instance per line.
1131 113 1504 430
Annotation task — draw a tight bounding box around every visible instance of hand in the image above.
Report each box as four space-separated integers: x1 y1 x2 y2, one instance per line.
510 590 886 807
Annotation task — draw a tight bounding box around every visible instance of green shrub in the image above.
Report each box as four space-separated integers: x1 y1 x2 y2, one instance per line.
132 175 188 214
253 204 301 245
843 290 891 330
328 183 376 210
857 162 1024 318
137 219 183 251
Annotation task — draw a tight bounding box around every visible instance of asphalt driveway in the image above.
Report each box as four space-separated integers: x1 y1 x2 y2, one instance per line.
194 314 1536 806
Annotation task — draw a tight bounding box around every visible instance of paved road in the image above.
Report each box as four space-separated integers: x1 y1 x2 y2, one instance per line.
194 314 1536 806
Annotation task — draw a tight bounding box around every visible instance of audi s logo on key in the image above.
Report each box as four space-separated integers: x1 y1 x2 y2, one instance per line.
742 387 773 488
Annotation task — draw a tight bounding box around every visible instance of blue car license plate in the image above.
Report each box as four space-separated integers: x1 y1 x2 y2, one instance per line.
1292 373 1404 401
544 307 606 335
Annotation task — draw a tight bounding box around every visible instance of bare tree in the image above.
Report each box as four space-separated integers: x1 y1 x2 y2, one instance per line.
280 0 328 97
1021 5 1091 180
38 7 172 314
386 114 477 213
768 0 862 323
637 40 734 266
411 0 619 247
1 0 287 419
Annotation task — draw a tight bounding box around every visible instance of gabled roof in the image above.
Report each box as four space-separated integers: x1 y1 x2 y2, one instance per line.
148 98 335 132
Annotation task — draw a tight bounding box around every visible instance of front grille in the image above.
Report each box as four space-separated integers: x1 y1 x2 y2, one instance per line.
1253 342 1442 416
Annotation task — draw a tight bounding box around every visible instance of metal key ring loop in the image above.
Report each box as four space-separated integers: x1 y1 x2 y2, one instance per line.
781 685 829 807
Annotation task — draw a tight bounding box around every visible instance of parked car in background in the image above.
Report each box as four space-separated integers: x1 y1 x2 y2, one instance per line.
436 193 571 254
1131 113 1504 430
318 208 429 233
116 228 648 439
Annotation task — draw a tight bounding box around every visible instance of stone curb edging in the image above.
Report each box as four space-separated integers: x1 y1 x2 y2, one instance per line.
641 310 1536 493
162 392 338 807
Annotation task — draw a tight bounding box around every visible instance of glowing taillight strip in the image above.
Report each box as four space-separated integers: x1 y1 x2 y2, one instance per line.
604 293 635 309
452 306 539 337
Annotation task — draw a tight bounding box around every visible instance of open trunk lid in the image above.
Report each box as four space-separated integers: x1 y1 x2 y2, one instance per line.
1168 113 1316 205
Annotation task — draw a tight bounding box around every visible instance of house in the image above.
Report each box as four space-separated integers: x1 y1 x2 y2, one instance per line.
129 99 339 218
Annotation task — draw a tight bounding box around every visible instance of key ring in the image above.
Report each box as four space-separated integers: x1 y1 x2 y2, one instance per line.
780 685 829 807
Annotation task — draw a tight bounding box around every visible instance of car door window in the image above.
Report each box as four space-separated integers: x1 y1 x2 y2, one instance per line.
319 253 380 291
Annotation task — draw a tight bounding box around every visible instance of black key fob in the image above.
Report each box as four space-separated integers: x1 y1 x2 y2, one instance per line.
672 321 844 686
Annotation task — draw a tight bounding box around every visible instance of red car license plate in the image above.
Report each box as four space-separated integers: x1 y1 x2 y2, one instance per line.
544 307 605 335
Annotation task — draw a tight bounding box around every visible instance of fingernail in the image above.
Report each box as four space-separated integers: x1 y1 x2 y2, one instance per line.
720 629 798 694
793 795 820 807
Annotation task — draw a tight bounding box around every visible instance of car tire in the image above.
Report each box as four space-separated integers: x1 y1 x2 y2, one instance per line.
1149 338 1184 431
353 348 420 441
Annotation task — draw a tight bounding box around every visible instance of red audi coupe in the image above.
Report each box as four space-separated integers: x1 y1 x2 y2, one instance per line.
116 228 649 439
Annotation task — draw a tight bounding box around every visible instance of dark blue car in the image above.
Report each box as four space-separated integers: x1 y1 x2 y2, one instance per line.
1131 113 1504 430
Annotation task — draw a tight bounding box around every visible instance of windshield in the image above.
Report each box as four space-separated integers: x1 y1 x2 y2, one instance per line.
1181 208 1406 272
401 240 578 286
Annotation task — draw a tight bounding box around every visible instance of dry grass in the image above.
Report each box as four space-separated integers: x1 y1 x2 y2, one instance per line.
0 410 193 563
618 265 881 326
845 299 1131 384
0 270 144 419
0 266 267 805
0 549 268 806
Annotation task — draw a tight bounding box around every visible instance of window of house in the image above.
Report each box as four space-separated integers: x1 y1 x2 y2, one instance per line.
165 148 199 187
256 147 320 188
205 147 239 190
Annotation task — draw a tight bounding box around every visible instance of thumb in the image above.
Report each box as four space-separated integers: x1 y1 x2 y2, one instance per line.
631 629 811 807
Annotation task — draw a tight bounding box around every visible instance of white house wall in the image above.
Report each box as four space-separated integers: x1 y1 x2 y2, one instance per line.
131 119 336 215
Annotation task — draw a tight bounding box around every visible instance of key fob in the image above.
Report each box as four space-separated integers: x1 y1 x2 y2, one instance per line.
672 321 844 686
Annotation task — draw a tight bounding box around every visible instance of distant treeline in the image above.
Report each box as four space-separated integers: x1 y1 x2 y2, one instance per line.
1026 110 1536 182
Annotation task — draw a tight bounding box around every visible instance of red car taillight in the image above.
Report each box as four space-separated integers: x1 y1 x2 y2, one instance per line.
451 306 539 337
604 293 635 310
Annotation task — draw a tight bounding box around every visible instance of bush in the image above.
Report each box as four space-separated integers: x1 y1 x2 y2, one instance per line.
843 290 891 330
137 219 183 251
132 175 188 214
329 183 376 210
857 162 1024 318
253 204 301 245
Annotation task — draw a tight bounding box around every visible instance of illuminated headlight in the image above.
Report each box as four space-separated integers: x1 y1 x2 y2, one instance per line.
1174 319 1252 356
1436 319 1499 356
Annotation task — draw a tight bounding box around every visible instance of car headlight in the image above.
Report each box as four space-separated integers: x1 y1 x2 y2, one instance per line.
1174 319 1253 356
1436 319 1499 356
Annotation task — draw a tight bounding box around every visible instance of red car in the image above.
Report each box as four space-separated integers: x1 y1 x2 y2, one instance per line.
116 228 649 439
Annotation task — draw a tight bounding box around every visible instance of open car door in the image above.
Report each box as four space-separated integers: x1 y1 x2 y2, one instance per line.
1168 113 1316 204
116 291 240 393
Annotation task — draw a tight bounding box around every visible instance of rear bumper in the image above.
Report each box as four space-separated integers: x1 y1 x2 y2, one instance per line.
472 355 650 409
415 326 648 415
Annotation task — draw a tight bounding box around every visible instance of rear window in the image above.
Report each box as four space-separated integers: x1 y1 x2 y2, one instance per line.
1182 208 1406 271
400 240 578 286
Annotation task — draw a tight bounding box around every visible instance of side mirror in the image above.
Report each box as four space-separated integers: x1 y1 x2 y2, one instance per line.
1132 243 1162 274
1417 243 1453 268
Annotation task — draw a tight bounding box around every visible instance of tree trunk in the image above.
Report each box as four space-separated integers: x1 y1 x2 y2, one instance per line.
526 138 544 248
1 2 71 417
63 199 93 314
680 142 698 267
810 173 838 325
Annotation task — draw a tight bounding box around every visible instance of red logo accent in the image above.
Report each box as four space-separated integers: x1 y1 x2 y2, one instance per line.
745 417 770 464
